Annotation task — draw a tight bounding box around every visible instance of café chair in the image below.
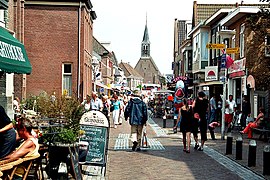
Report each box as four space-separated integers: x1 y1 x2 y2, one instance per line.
21 154 40 180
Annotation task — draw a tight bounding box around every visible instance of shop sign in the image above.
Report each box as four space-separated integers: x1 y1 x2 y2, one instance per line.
228 58 246 75
205 66 218 81
172 76 188 83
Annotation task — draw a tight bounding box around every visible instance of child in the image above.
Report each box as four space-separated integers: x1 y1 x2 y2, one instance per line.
208 122 220 140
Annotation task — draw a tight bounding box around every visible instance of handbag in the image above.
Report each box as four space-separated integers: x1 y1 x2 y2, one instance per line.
110 105 114 112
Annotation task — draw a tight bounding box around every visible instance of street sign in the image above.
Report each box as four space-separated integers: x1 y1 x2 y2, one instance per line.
206 43 225 49
226 47 239 54
221 54 226 68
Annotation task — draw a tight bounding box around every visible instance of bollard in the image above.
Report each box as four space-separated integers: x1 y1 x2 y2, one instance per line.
226 133 233 155
248 140 256 167
163 115 166 128
236 136 243 160
263 145 270 175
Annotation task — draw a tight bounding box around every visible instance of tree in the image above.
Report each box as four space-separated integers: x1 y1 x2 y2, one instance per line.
245 8 270 91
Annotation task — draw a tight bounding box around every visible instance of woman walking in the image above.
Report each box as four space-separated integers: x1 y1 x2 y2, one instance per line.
111 94 121 129
177 98 193 153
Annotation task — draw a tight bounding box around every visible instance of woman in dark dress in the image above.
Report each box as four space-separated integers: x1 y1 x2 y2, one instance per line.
192 91 209 151
0 105 17 158
177 98 193 153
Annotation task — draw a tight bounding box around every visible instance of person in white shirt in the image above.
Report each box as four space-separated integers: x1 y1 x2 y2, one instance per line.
81 94 91 112
225 95 237 132
90 91 103 111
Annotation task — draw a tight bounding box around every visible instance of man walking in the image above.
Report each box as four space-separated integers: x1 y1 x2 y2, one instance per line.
209 94 217 124
124 91 148 151
225 95 237 132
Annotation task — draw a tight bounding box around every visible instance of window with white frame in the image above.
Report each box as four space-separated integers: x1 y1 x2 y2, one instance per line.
62 63 72 96
240 24 245 58
265 34 270 57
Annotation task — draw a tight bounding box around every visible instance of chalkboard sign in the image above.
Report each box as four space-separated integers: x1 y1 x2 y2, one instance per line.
80 125 107 164
69 146 83 180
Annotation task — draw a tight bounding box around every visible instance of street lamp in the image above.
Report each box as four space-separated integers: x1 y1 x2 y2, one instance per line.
218 29 236 140
92 56 99 92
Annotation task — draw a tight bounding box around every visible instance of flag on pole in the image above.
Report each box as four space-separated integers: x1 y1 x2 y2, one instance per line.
221 49 234 68
226 55 234 68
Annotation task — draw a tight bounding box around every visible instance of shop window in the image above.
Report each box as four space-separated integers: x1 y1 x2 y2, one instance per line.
62 63 72 96
265 34 270 57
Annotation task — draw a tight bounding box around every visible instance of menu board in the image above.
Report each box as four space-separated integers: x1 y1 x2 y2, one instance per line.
80 125 107 164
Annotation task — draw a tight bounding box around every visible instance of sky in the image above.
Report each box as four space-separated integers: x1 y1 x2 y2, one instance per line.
92 0 267 75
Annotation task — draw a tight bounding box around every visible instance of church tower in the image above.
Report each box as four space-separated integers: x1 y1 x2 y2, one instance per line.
141 21 150 57
135 16 161 84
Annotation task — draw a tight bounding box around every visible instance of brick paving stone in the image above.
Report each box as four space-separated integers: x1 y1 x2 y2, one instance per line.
105 118 242 180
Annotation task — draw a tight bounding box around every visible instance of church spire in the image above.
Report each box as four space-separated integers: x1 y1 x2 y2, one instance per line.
141 13 150 57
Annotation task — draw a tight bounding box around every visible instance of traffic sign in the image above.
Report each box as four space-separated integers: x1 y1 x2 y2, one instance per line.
206 43 225 49
226 47 239 54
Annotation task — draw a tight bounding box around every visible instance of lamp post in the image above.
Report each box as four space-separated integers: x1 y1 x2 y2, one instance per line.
92 56 99 92
218 29 236 140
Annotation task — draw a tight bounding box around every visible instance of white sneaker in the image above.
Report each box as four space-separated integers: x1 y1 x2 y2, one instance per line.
114 125 117 129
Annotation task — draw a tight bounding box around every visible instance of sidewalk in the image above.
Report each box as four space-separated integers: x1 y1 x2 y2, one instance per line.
157 117 270 180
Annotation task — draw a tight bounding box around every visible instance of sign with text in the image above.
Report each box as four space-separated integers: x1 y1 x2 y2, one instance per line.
80 125 107 165
226 47 239 54
79 111 109 167
206 43 225 49
205 66 218 81
80 111 109 127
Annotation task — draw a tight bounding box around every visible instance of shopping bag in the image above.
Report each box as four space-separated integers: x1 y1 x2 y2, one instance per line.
141 126 149 148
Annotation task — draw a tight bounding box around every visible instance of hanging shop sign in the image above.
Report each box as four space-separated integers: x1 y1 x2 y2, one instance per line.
205 66 218 81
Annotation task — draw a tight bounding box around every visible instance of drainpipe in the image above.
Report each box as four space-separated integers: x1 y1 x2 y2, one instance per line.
77 1 81 99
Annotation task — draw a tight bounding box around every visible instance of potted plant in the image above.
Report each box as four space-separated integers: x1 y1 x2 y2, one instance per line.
24 91 84 178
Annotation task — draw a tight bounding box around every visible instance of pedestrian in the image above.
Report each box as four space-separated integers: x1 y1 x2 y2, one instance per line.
209 94 217 124
124 91 148 151
216 94 222 123
81 94 91 112
177 98 193 153
90 91 103 111
240 107 264 139
0 105 17 159
241 95 251 129
101 95 110 120
192 91 209 151
111 94 121 129
13 97 20 114
208 121 220 140
225 95 237 132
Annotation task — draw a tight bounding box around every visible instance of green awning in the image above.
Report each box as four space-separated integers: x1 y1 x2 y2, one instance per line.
0 27 32 74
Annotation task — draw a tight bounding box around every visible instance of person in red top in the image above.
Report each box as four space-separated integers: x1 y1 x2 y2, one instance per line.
240 107 265 138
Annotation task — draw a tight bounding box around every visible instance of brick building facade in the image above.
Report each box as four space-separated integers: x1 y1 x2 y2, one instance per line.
22 1 95 101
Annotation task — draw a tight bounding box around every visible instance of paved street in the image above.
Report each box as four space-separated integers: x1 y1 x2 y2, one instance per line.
99 116 269 180
80 115 270 180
